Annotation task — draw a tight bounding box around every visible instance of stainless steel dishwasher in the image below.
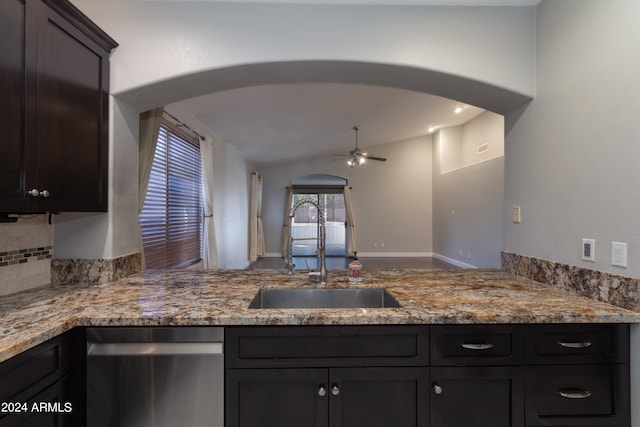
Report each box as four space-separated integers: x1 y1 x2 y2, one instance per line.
86 327 224 427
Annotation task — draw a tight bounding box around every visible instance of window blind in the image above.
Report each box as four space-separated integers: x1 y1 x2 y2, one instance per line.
140 121 202 269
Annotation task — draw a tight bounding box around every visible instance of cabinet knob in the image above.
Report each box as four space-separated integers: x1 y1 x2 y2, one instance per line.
331 385 340 396
26 189 50 198
318 386 327 397
433 384 443 395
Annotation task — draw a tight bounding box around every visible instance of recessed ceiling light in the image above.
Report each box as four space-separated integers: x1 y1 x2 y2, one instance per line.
454 107 463 114
428 127 436 133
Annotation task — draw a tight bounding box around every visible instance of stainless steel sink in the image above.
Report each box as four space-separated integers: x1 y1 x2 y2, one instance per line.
248 287 402 309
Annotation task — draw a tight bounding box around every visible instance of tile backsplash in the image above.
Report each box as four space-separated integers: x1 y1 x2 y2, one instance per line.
0 246 53 266
0 216 53 295
502 251 640 312
1 216 141 296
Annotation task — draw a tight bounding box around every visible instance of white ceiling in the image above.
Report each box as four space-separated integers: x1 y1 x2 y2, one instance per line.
173 83 486 167
148 0 539 4
169 0 534 167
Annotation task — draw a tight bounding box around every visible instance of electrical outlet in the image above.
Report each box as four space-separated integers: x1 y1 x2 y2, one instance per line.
582 239 595 262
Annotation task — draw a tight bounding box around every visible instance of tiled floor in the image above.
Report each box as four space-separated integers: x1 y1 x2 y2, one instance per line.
247 256 458 270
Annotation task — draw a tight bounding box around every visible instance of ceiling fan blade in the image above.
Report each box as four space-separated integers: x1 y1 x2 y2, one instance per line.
366 156 387 162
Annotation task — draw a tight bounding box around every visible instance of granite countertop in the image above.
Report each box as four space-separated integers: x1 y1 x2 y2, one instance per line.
1 268 639 363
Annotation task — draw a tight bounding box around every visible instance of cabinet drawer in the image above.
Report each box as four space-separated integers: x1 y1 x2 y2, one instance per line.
226 325 429 368
525 365 629 426
431 325 524 366
525 324 628 364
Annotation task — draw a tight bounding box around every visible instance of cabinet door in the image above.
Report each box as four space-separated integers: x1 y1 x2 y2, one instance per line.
0 0 37 212
430 366 524 427
226 368 329 427
35 2 110 212
330 367 428 427
0 377 69 427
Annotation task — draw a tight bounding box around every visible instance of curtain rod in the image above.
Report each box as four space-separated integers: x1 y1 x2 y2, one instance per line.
164 111 205 141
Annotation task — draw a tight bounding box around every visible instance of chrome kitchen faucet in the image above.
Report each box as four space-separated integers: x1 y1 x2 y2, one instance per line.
285 198 328 284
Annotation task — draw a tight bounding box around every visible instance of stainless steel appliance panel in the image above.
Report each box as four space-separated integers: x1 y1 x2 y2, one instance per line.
87 327 223 427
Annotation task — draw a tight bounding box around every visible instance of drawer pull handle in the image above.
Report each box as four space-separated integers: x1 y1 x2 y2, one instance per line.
331 385 340 396
558 341 592 349
558 389 592 399
318 386 327 397
433 384 443 395
461 343 494 350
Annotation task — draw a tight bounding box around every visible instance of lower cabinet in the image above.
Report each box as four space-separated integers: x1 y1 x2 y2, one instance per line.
429 366 524 427
226 324 630 427
0 329 84 427
525 365 630 426
0 378 69 427
226 367 428 427
226 368 327 427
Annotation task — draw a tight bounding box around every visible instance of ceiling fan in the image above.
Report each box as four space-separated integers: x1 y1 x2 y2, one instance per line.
337 126 387 167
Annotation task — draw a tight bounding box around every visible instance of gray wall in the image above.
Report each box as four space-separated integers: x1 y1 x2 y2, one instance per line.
505 0 640 278
260 136 433 257
504 2 640 424
433 112 505 268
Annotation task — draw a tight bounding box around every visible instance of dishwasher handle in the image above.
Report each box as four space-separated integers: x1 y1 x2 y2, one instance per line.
87 342 223 356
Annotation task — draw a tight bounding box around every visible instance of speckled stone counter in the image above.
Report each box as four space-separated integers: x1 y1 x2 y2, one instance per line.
1 268 639 363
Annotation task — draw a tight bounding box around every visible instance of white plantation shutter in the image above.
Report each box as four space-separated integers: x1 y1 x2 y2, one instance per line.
139 121 202 269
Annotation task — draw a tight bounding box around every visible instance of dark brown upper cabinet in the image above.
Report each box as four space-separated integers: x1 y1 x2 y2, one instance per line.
0 0 117 215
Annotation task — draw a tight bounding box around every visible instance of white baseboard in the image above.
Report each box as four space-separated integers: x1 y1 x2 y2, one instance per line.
264 252 283 258
431 253 477 269
262 251 476 269
356 252 434 258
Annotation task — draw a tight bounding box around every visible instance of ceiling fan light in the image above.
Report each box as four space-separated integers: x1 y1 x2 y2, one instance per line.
347 158 354 167
358 156 366 165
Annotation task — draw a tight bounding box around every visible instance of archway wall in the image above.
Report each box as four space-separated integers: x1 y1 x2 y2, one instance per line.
57 0 536 261
72 0 536 112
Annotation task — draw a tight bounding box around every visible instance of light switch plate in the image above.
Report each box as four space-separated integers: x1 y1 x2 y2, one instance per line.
512 206 521 223
582 238 595 262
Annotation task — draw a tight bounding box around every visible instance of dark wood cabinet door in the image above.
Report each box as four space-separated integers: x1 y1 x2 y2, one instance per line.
0 329 84 427
0 0 115 214
0 0 37 212
35 2 110 212
430 366 524 427
0 378 69 427
226 368 329 427
330 367 428 427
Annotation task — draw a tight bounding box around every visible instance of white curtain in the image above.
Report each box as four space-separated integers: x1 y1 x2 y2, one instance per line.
200 136 219 269
249 173 265 262
138 107 164 270
281 186 293 257
344 185 358 256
